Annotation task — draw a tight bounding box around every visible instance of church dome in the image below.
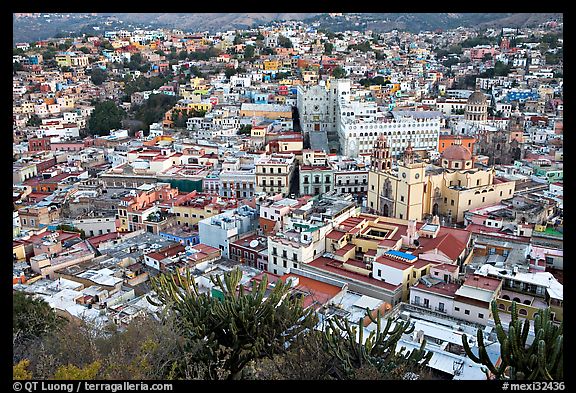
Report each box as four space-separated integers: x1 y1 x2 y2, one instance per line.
442 144 472 161
467 90 487 105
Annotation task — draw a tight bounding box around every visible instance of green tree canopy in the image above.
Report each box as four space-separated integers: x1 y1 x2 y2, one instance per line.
244 45 255 60
332 66 347 79
87 100 126 136
13 291 66 358
90 67 107 85
278 35 293 48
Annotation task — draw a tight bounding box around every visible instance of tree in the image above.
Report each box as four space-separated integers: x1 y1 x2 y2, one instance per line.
13 291 66 362
178 50 188 60
237 124 252 135
323 309 432 379
90 67 107 85
332 66 347 79
87 100 126 136
494 60 512 77
18 315 186 380
224 67 237 79
244 45 255 60
149 268 317 380
53 361 101 380
253 330 333 380
261 47 275 56
13 61 24 73
26 114 42 127
13 359 33 380
278 35 293 48
462 300 563 380
324 42 334 55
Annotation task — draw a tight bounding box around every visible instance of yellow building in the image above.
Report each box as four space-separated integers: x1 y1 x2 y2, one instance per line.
251 125 267 138
173 204 216 228
240 103 292 120
255 153 296 196
264 60 280 71
368 136 515 224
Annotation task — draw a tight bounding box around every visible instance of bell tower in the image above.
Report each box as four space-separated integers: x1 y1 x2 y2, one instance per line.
396 140 426 221
371 133 392 173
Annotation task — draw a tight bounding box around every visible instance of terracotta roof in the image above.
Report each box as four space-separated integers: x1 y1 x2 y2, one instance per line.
412 281 460 298
335 243 355 256
432 263 460 273
419 233 466 261
326 230 346 241
463 274 501 292
374 255 412 271
442 144 472 161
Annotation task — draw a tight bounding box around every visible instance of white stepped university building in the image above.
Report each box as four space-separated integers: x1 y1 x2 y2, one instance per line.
338 107 443 158
298 79 442 158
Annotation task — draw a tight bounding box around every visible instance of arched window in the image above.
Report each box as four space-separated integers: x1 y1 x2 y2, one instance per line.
523 299 531 305
513 297 521 303
502 295 510 300
498 303 506 310
519 308 528 316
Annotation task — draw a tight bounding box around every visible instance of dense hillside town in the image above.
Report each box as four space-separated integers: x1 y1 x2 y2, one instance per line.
13 14 563 381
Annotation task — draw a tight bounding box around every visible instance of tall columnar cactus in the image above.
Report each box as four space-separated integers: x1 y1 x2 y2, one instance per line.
323 309 432 379
462 300 563 380
148 268 317 380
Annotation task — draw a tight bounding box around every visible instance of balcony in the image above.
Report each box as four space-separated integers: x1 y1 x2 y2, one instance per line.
434 307 447 314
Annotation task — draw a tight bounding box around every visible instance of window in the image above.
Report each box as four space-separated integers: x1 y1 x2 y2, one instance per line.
412 271 416 278
455 307 460 312
451 199 454 206
468 200 471 205
400 195 405 202
464 310 470 315
478 313 484 319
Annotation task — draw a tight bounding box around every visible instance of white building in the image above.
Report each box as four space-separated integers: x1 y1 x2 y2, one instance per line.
338 108 442 158
297 79 350 134
198 205 258 258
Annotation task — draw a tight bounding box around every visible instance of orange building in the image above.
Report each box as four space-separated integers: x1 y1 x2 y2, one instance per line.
438 135 475 155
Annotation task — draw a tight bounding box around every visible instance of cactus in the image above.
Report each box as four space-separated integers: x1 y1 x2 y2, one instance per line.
461 300 563 380
148 268 317 380
323 308 432 379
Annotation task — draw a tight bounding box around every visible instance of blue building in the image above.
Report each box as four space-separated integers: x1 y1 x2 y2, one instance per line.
159 228 199 246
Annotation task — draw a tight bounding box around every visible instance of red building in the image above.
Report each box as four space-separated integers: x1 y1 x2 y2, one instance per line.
28 137 51 152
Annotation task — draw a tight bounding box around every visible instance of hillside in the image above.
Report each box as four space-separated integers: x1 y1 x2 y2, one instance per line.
13 12 562 44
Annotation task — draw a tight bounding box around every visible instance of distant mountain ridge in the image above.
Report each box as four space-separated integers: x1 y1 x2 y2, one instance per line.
13 12 562 43
308 13 563 33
